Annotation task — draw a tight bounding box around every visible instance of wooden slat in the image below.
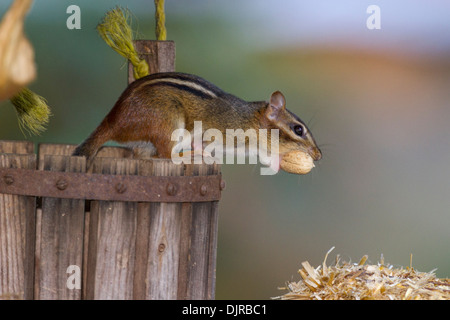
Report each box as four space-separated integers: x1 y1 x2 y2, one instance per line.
179 163 220 299
0 140 34 154
0 152 36 300
85 157 139 299
36 154 86 300
133 159 184 299
37 144 77 170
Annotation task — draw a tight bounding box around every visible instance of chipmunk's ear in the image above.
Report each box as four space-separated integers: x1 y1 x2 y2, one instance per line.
266 91 286 121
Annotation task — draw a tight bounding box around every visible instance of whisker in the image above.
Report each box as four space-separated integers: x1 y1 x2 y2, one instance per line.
306 109 320 130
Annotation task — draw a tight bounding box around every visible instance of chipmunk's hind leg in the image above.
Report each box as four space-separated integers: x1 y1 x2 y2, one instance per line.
72 122 113 168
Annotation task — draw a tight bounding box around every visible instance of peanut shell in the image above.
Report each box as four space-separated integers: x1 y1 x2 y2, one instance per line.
280 150 314 174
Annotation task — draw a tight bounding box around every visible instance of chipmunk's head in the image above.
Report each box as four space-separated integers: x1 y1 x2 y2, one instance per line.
265 91 322 161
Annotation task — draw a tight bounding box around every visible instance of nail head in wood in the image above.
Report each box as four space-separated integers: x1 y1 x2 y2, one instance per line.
200 184 208 196
166 183 177 196
56 178 68 190
115 182 127 194
3 174 14 185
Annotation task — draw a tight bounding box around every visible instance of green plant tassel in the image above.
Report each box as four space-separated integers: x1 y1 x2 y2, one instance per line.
97 7 149 80
10 87 51 136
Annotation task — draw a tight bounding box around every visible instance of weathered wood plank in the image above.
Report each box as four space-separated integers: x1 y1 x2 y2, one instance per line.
0 140 34 154
179 163 220 300
38 144 133 171
133 159 184 299
37 144 77 170
36 154 86 300
85 157 139 299
0 152 36 300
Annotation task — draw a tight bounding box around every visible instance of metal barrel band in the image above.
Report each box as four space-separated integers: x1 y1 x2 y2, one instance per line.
0 168 223 202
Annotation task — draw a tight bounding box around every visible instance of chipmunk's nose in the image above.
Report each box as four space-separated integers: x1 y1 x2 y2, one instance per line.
310 147 322 161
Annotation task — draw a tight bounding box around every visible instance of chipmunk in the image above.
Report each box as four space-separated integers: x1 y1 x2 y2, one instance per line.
73 72 322 170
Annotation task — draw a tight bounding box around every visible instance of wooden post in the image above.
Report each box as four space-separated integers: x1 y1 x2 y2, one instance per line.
0 142 36 300
128 40 176 82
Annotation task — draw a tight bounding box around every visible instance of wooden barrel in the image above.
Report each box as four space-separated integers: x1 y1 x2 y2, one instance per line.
0 141 223 299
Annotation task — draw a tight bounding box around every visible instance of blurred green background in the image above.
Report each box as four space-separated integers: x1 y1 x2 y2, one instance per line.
1 0 449 299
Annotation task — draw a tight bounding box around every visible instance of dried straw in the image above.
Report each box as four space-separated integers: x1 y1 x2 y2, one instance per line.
274 247 450 300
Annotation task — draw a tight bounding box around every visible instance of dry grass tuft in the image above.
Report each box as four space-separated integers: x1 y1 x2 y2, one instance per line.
274 247 450 300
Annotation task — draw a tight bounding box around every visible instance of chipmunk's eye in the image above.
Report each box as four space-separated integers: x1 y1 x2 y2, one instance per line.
293 125 304 137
